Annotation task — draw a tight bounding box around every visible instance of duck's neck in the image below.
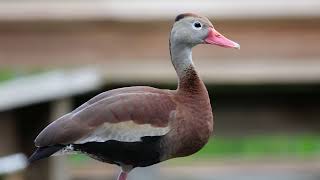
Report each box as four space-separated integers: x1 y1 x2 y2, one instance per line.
170 40 206 94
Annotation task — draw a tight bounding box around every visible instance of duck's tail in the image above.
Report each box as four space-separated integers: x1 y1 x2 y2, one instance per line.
28 145 64 164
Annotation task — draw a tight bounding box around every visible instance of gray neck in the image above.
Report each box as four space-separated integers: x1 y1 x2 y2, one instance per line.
170 40 194 80
170 39 205 93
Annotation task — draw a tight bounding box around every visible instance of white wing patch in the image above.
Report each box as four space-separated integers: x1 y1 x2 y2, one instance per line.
75 121 170 144
53 145 77 156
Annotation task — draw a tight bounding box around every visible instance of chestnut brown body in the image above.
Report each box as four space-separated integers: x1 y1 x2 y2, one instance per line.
29 13 239 180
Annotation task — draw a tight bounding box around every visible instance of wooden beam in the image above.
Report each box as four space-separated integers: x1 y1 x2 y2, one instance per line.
0 0 319 22
0 68 104 111
49 99 72 180
100 59 320 84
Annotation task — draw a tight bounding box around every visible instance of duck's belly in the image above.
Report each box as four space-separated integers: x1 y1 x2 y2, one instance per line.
73 136 163 168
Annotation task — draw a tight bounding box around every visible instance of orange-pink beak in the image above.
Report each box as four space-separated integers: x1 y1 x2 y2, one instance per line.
204 28 240 49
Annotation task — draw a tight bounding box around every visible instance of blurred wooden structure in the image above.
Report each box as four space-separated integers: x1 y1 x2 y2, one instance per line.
0 1 319 180
0 69 104 180
0 1 319 84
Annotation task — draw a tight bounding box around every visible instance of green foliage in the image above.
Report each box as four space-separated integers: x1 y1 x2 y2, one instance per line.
69 154 91 166
0 69 15 82
0 68 49 83
192 135 320 159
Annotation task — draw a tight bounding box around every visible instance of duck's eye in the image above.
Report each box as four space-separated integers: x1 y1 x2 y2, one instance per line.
193 22 202 30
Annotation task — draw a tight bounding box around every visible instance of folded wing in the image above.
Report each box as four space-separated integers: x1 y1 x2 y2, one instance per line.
35 92 177 147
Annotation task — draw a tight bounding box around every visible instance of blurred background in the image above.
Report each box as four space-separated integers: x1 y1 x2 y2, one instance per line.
0 0 319 180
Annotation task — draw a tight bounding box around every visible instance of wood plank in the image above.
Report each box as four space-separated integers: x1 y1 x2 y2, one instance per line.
100 59 320 84
0 0 319 21
0 20 319 66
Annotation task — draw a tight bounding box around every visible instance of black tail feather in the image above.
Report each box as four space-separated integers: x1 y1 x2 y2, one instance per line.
28 145 64 164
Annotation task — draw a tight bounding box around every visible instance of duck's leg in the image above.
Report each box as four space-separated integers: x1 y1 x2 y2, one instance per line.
117 165 132 180
117 171 128 180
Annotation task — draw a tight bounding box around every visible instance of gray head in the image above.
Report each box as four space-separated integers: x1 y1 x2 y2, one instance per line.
170 13 240 49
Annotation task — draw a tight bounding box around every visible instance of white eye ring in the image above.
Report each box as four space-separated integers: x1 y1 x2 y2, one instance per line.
192 21 202 30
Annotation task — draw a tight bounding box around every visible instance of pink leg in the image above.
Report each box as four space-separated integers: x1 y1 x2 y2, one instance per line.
117 171 128 180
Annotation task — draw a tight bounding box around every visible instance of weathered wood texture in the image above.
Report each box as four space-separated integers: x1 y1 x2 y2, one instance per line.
0 19 319 66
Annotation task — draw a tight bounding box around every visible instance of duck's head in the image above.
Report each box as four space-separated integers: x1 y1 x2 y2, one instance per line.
171 13 240 49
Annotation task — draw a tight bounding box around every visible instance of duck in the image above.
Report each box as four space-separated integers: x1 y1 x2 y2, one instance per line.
29 13 240 180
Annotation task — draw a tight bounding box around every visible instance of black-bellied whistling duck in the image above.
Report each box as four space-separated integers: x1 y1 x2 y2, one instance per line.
29 13 239 180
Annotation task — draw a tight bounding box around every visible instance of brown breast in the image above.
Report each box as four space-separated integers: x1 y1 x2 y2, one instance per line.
162 67 214 159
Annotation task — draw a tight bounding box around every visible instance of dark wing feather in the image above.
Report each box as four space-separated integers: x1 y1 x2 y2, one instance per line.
28 145 64 163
